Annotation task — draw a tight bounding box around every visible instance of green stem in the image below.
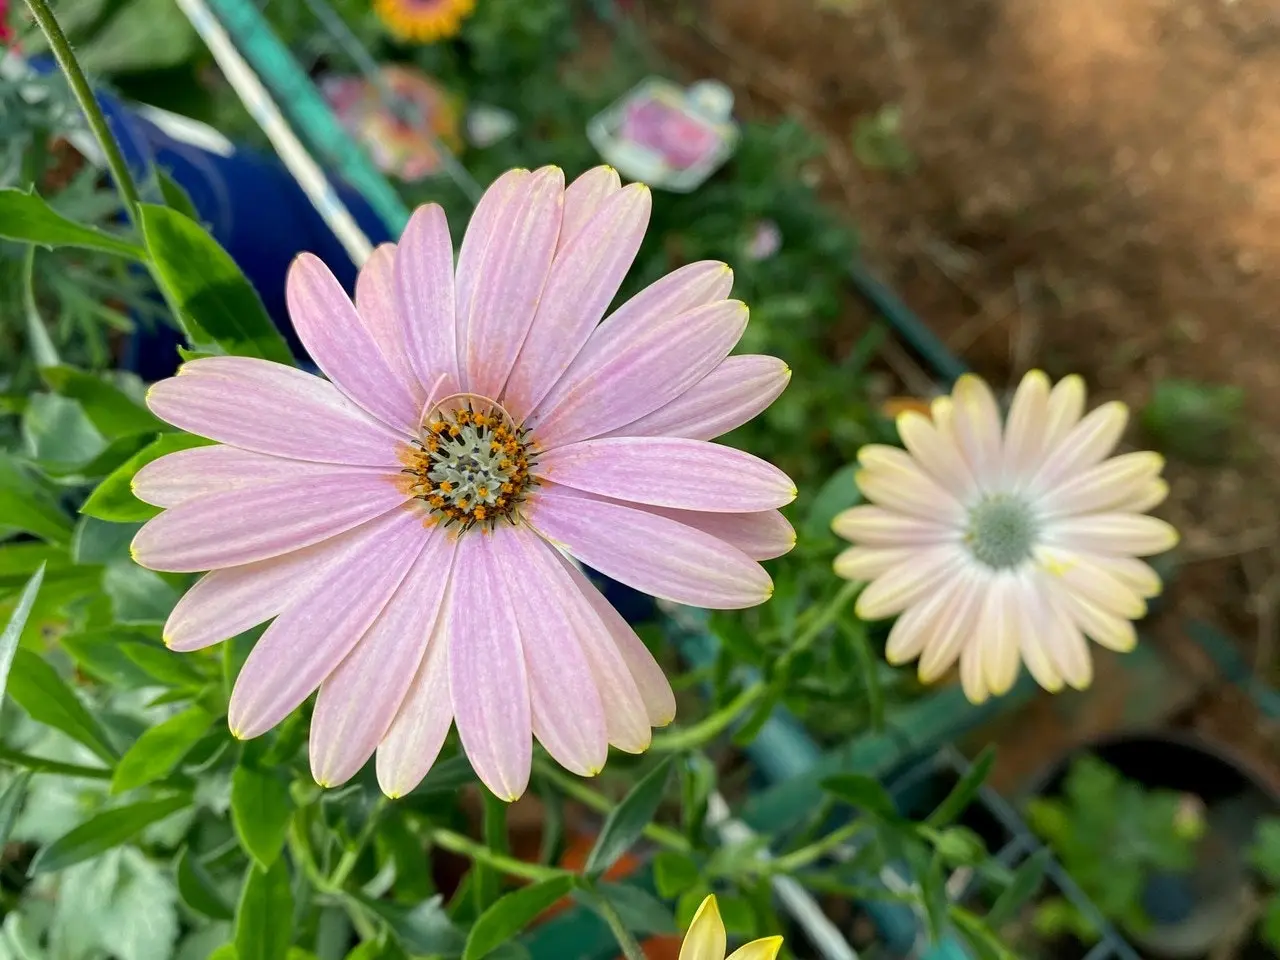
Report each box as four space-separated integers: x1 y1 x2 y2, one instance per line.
769 821 864 874
592 886 647 960
23 0 144 230
651 681 765 752
779 580 862 667
428 828 568 884
0 746 111 780
535 762 692 853
328 796 387 889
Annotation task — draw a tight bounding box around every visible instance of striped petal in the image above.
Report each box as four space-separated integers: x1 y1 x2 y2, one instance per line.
558 166 622 248
531 300 749 449
355 242 427 403
309 526 453 787
832 505 957 546
639 506 794 561
1001 370 1051 487
133 445 381 507
1034 546 1147 619
833 546 919 581
1044 374 1086 450
885 569 970 666
539 437 795 513
950 374 1003 490
580 259 733 344
896 406 979 503
503 183 650 418
1030 401 1128 494
609 355 790 442
530 486 772 609
395 203 459 395
227 508 429 738
147 357 405 465
448 531 533 801
1050 581 1138 653
456 166 564 398
1045 513 1179 557
1039 452 1164 518
287 253 422 432
855 545 964 620
131 473 411 573
498 528 608 776
917 570 986 682
856 446 966 524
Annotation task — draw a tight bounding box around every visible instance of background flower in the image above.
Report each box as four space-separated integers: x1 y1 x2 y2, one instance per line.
679 895 783 960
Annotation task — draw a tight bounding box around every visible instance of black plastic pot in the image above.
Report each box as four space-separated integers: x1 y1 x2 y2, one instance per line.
1026 732 1280 960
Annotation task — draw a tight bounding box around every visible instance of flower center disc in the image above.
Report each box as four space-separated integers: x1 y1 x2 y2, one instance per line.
401 395 537 531
965 494 1039 570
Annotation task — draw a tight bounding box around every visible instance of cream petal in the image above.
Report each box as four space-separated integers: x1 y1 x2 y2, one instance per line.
916 568 987 683
1044 375 1086 450
950 374 1004 490
855 447 966 525
976 573 1021 697
1045 513 1179 557
1034 546 1148 619
884 571 969 666
831 505 958 546
1002 370 1051 488
896 408 979 503
1034 580 1094 690
1013 574 1064 694
855 545 965 620
1050 582 1139 653
959 642 989 705
1114 478 1169 514
679 896 727 960
833 546 919 582
1039 451 1165 518
1030 401 1128 495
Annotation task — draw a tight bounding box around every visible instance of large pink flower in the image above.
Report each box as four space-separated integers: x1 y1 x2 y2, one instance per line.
131 166 795 800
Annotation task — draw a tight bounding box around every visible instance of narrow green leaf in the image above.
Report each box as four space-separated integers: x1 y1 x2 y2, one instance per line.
72 516 141 565
120 639 209 687
81 432 212 522
0 565 44 700
104 562 181 625
585 755 675 876
927 746 995 828
22 246 60 368
112 705 213 793
595 883 677 935
30 794 189 873
176 845 235 920
0 772 33 847
231 763 293 868
0 452 73 543
822 773 900 821
0 188 146 258
987 848 1050 928
0 745 111 780
41 366 164 439
7 647 119 764
802 462 860 542
839 618 884 731
140 203 292 363
157 168 201 222
347 893 463 955
235 857 293 960
463 875 574 960
60 630 157 689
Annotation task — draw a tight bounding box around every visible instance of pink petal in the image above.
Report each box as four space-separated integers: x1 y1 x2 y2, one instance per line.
147 357 405 466
163 534 352 652
395 203 459 396
538 437 796 512
131 472 412 573
375 583 455 798
578 259 733 344
355 242 426 404
560 556 675 730
528 485 772 609
559 166 622 249
638 506 794 561
227 508 430 738
288 253 422 432
531 300 749 449
133 445 381 507
455 166 565 398
309 525 454 787
454 170 523 341
497 527 608 776
502 183 651 419
607 355 790 441
448 532 532 801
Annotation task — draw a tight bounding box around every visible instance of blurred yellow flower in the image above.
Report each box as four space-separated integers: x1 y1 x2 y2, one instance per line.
679 895 783 960
374 0 474 43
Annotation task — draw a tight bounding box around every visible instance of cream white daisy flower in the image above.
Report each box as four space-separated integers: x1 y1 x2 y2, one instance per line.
832 371 1177 703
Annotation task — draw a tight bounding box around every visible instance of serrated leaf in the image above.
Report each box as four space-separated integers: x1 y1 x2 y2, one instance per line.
463 875 574 960
0 565 44 701
6 646 119 764
30 795 189 873
585 755 674 876
175 846 234 920
927 747 995 828
0 188 145 258
112 705 213 793
81 432 212 523
230 764 293 868
139 203 292 363
235 857 293 960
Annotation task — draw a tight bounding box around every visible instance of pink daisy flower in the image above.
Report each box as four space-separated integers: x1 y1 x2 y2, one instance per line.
130 166 796 801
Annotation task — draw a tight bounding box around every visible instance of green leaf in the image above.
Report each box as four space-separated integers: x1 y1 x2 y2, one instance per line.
79 0 198 73
585 755 675 876
30 794 189 873
231 763 293 868
157 168 202 222
0 564 44 701
176 846 235 920
349 893 464 955
235 857 293 960
801 462 860 542
105 562 182 625
72 516 142 565
121 639 209 688
82 432 212 522
927 747 995 827
1261 895 1280 952
0 451 74 543
653 850 700 899
822 773 899 821
22 246 60 369
463 876 574 960
987 848 1050 928
1249 818 1280 882
595 883 677 935
6 647 119 764
23 392 108 469
0 772 33 847
60 629 158 688
0 188 145 258
112 705 213 793
928 825 987 866
140 203 293 363
41 366 164 439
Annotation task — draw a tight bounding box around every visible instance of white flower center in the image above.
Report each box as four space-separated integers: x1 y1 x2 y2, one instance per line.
399 397 537 531
965 494 1039 570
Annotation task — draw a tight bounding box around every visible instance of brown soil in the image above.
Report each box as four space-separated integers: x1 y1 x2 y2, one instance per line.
644 0 1280 715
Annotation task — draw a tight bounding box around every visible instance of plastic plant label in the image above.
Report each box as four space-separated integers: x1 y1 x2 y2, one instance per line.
465 103 518 149
587 77 739 192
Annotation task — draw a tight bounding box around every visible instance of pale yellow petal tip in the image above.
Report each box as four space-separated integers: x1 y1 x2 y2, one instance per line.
729 936 785 960
1020 368 1050 387
782 364 793 381
229 725 247 741
160 633 173 649
315 777 335 790
688 894 724 934
384 789 404 801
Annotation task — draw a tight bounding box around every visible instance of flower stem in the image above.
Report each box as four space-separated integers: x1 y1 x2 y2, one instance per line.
651 681 766 753
23 0 144 230
592 886 648 960
328 796 387 889
779 580 862 667
427 827 569 884
534 762 693 853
